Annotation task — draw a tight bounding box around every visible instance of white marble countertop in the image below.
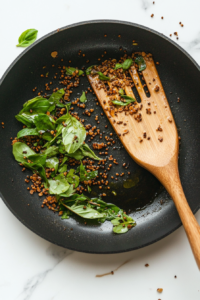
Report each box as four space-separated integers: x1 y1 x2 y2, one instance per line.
1 0 200 299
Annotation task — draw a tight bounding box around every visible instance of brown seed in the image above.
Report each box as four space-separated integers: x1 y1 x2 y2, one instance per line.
145 264 149 267
157 288 163 293
51 51 58 58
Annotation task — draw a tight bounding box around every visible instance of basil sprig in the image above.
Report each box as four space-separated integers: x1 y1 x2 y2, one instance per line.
16 29 38 47
114 58 133 70
135 56 146 71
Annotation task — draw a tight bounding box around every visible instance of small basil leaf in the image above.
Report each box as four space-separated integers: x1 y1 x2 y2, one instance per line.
80 92 87 103
16 29 38 47
135 56 146 71
66 67 84 77
62 113 86 154
79 144 101 160
111 100 133 106
17 128 38 139
98 72 110 81
61 202 105 219
114 63 123 70
121 95 136 101
86 65 96 75
13 142 36 163
48 174 69 194
121 58 133 70
48 89 65 111
114 59 133 70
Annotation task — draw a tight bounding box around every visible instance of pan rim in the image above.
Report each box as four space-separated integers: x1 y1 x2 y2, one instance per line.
0 19 200 254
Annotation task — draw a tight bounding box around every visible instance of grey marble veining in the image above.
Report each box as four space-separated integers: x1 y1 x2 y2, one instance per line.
16 246 73 300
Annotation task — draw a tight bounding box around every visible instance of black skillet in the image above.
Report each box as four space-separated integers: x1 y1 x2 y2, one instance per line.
0 20 200 253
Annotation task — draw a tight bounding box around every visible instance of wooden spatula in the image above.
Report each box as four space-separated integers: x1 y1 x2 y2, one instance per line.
87 55 200 269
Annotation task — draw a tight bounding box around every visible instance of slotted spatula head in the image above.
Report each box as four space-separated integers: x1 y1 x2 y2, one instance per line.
87 54 179 174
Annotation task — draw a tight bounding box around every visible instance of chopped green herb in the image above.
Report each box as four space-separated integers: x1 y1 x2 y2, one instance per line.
80 91 87 103
135 56 146 71
114 58 133 70
66 67 84 77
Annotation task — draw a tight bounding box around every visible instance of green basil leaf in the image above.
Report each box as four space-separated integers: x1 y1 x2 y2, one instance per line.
114 59 133 70
62 113 86 154
59 184 76 197
86 65 96 75
80 91 87 103
16 29 38 47
66 67 84 77
42 146 59 158
46 157 59 173
79 144 101 160
121 95 135 101
119 88 124 96
17 128 38 139
98 72 110 81
135 56 146 71
15 114 34 128
23 162 47 183
66 169 79 188
87 186 91 193
34 114 55 131
58 164 67 173
48 174 69 194
112 95 135 106
111 100 133 106
114 63 123 70
121 58 133 70
61 202 105 219
23 96 43 108
28 154 47 166
49 89 65 104
48 89 65 111
13 142 36 163
20 98 50 114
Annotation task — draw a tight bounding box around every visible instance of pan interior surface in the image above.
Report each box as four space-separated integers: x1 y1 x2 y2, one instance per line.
0 21 200 253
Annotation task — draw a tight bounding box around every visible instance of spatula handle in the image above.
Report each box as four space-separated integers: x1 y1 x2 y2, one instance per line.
157 163 200 269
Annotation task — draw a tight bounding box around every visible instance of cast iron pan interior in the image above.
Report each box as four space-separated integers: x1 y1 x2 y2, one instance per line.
0 20 200 253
